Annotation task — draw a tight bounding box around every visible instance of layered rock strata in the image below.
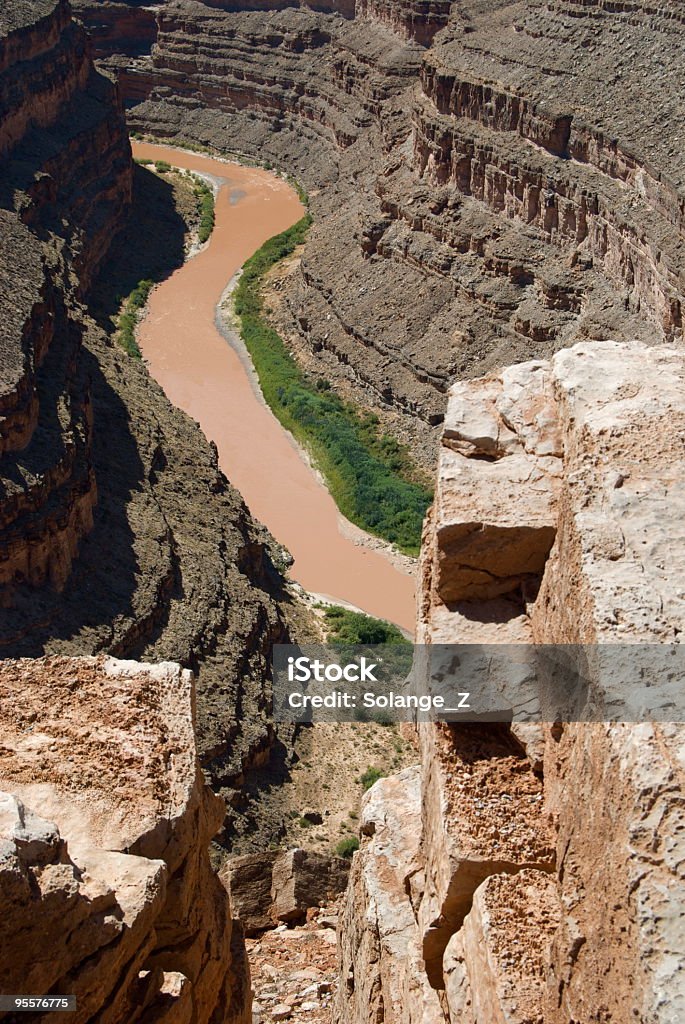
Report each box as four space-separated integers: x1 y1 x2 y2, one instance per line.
0 0 130 604
356 0 452 45
336 340 685 1024
0 655 250 1023
80 0 684 465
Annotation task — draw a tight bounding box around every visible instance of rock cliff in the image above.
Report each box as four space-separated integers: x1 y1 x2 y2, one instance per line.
0 655 250 1023
336 340 685 1024
0 0 291 839
0 0 130 602
76 0 685 465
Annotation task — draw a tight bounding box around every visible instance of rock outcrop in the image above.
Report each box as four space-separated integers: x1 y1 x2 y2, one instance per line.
0 655 250 1023
226 849 349 934
336 340 685 1024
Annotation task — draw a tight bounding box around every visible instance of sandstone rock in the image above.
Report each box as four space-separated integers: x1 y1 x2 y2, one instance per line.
225 848 349 933
417 723 555 988
334 765 444 1024
0 655 251 1024
223 851 280 936
443 869 559 1024
432 363 561 603
412 340 685 1024
270 849 350 925
533 341 685 643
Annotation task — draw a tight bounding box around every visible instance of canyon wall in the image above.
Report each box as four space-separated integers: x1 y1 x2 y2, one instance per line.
336 340 685 1024
79 0 685 464
0 0 131 602
0 4 298 1017
0 0 290 847
0 655 251 1023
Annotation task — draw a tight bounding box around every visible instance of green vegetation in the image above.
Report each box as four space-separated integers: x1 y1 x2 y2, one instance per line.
360 766 384 791
335 836 360 858
117 279 154 357
234 221 432 554
193 178 215 243
154 159 172 173
322 605 409 645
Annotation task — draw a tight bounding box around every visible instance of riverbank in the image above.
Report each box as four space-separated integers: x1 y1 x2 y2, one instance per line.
231 218 432 556
131 141 417 632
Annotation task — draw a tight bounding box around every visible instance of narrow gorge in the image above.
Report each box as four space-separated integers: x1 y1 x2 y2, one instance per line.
0 1 684 1023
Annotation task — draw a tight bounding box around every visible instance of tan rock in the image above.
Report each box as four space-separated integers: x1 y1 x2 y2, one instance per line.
443 870 559 1024
270 849 350 925
417 723 554 988
223 851 281 936
334 765 444 1024
432 364 561 604
409 340 685 1024
0 655 251 1024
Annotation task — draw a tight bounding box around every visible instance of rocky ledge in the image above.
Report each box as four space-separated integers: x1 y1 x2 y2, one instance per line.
336 340 685 1024
0 655 250 1023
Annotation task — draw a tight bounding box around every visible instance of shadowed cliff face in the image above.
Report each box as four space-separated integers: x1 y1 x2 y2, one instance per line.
0 0 131 601
0 0 292 839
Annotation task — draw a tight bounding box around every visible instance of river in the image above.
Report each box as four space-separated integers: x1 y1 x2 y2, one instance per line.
131 142 416 633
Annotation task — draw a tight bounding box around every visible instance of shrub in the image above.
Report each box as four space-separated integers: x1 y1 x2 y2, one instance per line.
336 837 360 858
322 606 409 646
193 179 215 243
117 279 155 358
360 767 384 792
154 160 172 173
233 218 432 554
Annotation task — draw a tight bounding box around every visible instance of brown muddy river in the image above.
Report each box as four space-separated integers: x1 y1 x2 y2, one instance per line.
132 142 416 632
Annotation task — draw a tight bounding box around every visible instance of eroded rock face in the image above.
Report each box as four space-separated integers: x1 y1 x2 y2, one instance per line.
335 766 444 1024
225 848 349 934
0 0 131 601
0 655 251 1023
85 0 685 466
356 0 452 45
335 341 685 1024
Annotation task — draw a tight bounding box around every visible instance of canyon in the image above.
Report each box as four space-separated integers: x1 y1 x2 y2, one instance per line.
1 0 684 1022
131 140 416 631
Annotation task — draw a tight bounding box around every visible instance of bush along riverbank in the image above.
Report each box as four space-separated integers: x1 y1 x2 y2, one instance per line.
194 177 215 243
117 279 154 357
233 219 432 555
116 160 216 356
